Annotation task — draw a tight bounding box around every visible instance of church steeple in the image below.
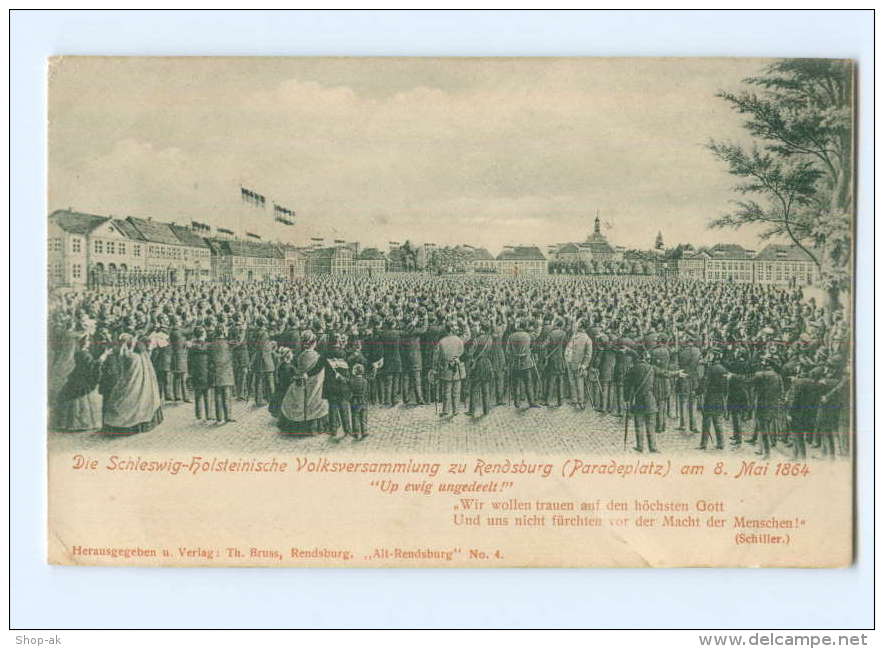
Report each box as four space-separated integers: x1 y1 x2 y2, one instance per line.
593 212 601 235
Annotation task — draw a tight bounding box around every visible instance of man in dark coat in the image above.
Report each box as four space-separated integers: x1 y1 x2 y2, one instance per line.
723 351 751 447
151 317 173 401
467 320 495 417
649 336 672 433
677 331 702 432
324 333 353 440
541 317 567 407
422 313 446 406
507 318 539 409
187 326 213 420
697 349 729 450
168 317 191 403
787 365 823 460
816 366 848 459
250 317 276 407
615 329 637 417
379 318 402 406
432 321 465 417
623 349 657 453
363 319 384 405
490 314 509 406
230 323 251 401
598 333 617 413
279 317 302 355
750 357 784 460
209 325 236 423
400 314 427 405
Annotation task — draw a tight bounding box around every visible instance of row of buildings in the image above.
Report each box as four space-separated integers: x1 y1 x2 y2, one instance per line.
676 242 819 286
47 210 383 288
47 209 819 289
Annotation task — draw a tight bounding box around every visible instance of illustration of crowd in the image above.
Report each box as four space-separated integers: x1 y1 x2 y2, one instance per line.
48 274 851 458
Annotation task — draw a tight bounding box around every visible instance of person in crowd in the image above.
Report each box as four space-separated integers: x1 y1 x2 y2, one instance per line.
46 272 849 457
467 320 495 417
209 325 236 424
696 348 729 451
276 330 328 435
401 313 427 405
55 332 111 432
349 363 369 441
723 349 752 448
187 326 213 421
433 321 466 417
325 332 353 441
251 317 276 408
379 317 402 407
507 318 539 409
230 323 251 401
750 356 785 460
541 316 568 408
623 349 658 453
100 332 164 434
151 316 173 401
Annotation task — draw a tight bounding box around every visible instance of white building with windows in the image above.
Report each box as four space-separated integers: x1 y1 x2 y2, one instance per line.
496 246 547 276
753 244 818 287
48 210 139 287
703 244 755 282
120 216 211 283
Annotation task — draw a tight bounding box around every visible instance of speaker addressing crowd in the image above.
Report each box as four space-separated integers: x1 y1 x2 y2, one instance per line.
47 274 850 459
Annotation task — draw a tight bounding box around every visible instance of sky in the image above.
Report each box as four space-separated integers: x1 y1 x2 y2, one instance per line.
48 57 774 254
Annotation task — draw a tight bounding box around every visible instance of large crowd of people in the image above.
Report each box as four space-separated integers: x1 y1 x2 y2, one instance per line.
47 274 851 458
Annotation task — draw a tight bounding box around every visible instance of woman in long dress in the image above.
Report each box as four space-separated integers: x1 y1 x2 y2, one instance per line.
100 333 164 434
55 333 109 432
276 330 328 435
48 324 80 430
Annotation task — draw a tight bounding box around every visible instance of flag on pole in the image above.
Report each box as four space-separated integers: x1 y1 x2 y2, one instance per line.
246 232 261 240
241 187 266 208
273 203 295 224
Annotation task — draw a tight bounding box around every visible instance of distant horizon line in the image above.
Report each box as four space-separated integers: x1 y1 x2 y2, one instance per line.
47 206 788 253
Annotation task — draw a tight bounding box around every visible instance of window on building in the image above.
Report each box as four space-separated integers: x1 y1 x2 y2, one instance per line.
72 237 81 253
119 243 126 255
94 240 103 254
106 241 115 255
72 263 81 279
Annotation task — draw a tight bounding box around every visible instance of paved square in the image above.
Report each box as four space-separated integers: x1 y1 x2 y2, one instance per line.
48 393 816 462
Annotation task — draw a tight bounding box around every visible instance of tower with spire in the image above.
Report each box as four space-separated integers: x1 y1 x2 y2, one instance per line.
581 209 616 263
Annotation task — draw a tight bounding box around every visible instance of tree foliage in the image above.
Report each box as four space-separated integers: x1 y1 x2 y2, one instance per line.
709 59 853 300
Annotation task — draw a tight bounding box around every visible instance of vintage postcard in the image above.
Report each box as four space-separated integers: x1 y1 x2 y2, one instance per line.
47 57 854 567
